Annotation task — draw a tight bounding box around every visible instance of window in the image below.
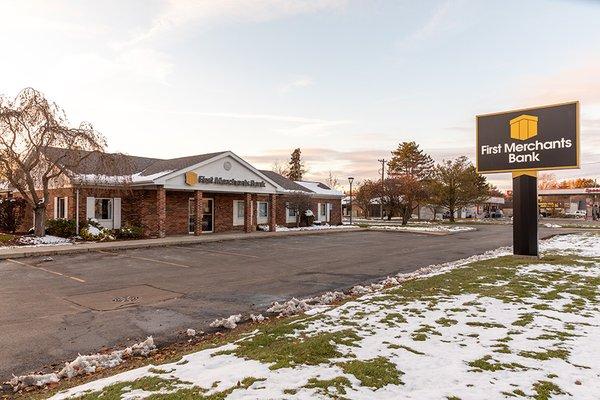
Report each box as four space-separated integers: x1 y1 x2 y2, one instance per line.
95 198 113 220
286 202 297 223
287 203 297 217
320 203 327 217
236 201 245 219
233 200 245 226
56 197 66 219
258 201 268 218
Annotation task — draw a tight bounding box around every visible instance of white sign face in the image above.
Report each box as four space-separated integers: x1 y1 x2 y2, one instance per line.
165 155 278 194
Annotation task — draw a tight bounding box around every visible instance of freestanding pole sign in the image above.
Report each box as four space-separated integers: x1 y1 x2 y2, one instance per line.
476 102 580 256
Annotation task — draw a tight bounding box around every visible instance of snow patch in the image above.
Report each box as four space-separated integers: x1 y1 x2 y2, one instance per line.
16 235 72 247
276 224 359 232
6 337 155 391
210 314 242 330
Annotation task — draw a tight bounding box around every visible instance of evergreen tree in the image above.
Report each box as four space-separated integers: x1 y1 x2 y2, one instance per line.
385 142 434 224
287 148 306 181
387 141 434 179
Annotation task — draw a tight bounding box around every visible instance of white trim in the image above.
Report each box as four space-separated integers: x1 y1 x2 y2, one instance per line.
113 197 121 229
155 151 282 190
86 197 95 220
53 197 58 219
64 197 69 219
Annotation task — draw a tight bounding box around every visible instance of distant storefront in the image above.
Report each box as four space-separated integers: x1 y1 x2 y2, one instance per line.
538 188 600 218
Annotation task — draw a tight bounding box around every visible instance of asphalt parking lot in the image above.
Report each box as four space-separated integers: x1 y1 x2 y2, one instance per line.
0 225 575 379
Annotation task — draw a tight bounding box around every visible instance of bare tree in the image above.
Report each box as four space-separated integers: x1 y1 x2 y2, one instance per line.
271 159 289 176
429 156 490 223
0 88 107 236
538 173 557 189
354 180 377 218
325 171 341 190
285 191 312 227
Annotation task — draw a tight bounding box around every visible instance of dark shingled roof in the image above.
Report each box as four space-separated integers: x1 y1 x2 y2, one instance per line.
42 147 228 178
259 170 313 192
139 152 227 176
42 147 159 176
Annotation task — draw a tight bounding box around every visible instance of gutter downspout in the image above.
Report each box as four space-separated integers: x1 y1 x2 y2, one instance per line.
76 187 80 234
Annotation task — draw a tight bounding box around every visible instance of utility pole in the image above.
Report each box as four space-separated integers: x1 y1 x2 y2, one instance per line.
377 158 386 220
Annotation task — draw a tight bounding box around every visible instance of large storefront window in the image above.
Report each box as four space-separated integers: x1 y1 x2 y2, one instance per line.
258 202 268 218
95 198 113 220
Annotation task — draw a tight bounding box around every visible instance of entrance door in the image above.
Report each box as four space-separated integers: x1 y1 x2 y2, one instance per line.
188 198 195 234
202 198 214 233
188 198 214 233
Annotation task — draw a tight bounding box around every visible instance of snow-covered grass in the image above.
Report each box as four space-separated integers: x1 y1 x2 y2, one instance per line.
369 225 476 233
276 224 360 232
22 233 600 399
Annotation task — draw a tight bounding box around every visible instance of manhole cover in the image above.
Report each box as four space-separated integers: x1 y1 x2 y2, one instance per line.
65 285 182 311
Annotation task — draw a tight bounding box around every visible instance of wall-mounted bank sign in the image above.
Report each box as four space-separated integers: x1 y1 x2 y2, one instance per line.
476 102 579 173
185 171 266 187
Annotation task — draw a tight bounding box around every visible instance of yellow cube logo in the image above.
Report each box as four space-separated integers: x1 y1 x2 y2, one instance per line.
509 114 538 141
185 171 198 186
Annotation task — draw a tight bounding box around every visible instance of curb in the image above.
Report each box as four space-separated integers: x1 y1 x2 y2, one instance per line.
0 228 368 260
366 227 477 236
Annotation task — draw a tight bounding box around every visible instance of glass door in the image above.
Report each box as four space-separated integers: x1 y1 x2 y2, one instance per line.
202 198 214 233
188 198 195 234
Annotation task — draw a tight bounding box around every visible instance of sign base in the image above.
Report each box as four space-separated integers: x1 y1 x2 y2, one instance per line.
512 171 538 257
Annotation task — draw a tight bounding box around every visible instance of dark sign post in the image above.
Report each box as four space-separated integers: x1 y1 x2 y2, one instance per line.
476 102 579 256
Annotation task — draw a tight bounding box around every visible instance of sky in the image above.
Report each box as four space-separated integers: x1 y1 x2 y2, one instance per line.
1 0 600 191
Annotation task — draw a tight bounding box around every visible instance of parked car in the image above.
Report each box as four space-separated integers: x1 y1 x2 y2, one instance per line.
463 210 475 218
565 210 587 218
484 210 504 218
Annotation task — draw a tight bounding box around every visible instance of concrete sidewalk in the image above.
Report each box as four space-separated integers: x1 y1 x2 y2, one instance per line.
0 228 366 260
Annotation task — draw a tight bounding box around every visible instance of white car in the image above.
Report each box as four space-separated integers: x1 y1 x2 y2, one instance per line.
565 210 586 218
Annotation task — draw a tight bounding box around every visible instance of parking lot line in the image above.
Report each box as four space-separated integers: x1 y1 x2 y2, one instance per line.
6 258 86 283
172 246 260 259
96 250 192 268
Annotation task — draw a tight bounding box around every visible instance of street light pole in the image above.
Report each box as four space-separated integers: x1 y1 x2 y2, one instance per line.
377 158 386 220
348 177 354 225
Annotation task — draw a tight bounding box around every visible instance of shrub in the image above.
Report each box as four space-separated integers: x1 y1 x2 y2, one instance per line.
45 218 77 238
0 197 27 233
80 219 115 241
113 225 144 240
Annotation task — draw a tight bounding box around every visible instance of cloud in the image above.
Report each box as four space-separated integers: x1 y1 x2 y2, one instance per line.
398 0 464 49
119 0 347 47
158 110 350 124
49 48 174 87
279 76 314 93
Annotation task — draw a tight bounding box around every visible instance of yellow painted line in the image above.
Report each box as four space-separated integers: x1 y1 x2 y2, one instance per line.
172 246 260 259
97 250 191 268
6 259 85 283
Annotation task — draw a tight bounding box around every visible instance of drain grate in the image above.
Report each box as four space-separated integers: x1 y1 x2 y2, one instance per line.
65 285 182 311
112 295 139 303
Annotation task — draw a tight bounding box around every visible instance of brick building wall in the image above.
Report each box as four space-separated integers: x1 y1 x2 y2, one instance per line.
10 186 343 236
275 195 342 227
